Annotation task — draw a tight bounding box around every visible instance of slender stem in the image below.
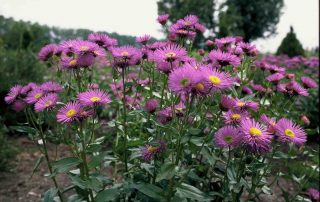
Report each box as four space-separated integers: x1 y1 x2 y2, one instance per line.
122 67 128 172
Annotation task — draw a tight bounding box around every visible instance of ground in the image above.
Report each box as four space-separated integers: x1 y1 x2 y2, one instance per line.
0 136 299 202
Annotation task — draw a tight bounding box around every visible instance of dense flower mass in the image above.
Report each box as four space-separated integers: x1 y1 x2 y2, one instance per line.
3 13 318 201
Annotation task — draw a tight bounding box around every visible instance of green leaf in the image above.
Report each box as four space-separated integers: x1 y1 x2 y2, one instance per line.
69 175 87 189
156 162 176 182
30 155 44 178
95 188 120 202
10 125 37 135
176 183 211 201
188 128 202 135
43 188 57 202
134 183 165 201
52 157 82 173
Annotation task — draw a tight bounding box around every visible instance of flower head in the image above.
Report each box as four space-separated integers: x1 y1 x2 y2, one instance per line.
275 118 307 145
21 83 38 95
38 44 59 61
56 101 82 123
200 67 235 92
301 76 317 89
157 14 169 25
260 114 277 133
77 89 111 107
214 126 243 149
223 110 250 125
88 33 118 50
144 99 158 113
207 50 240 68
136 35 152 45
141 140 167 161
12 100 26 112
110 46 142 67
168 65 197 94
308 188 320 201
240 119 272 153
41 81 63 93
153 44 187 63
25 88 45 104
266 73 285 83
34 93 59 112
5 85 23 104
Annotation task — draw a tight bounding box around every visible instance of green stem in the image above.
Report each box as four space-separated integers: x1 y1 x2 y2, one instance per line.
122 67 128 173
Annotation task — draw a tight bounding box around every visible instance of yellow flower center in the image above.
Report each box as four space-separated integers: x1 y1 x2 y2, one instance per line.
34 93 42 99
195 83 205 91
224 135 233 144
284 129 295 138
44 100 52 107
231 114 241 120
165 52 176 58
90 96 101 102
176 107 183 111
66 109 77 118
184 21 192 26
209 76 221 85
249 127 262 136
80 46 89 51
69 59 77 66
237 102 246 107
121 51 129 56
147 146 157 153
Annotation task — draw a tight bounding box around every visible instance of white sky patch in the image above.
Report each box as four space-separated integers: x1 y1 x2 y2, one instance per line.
0 0 318 53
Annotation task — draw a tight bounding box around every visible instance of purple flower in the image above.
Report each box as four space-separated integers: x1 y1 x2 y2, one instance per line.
201 67 235 92
60 57 79 69
21 83 38 95
308 188 320 201
266 73 285 83
252 84 267 93
239 119 272 153
223 110 250 125
5 85 23 104
77 89 111 107
157 14 169 25
56 101 82 123
88 33 118 50
207 50 240 68
141 140 167 161
220 95 236 111
242 86 253 95
144 99 158 113
275 118 307 145
233 99 259 111
301 76 318 89
136 35 151 45
260 114 277 134
25 88 45 104
168 65 197 94
34 93 59 112
156 108 173 125
38 44 59 61
110 46 142 67
12 100 26 112
214 37 236 50
214 126 243 149
41 81 63 93
153 44 187 63
238 42 258 57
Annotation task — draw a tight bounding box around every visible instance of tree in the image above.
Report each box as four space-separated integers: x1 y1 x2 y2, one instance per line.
218 0 284 41
276 26 305 57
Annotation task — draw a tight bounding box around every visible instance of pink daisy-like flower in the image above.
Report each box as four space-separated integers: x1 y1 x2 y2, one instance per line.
214 37 236 50
77 89 111 107
41 81 63 93
153 44 187 63
214 126 243 149
5 85 23 104
60 57 79 69
110 45 142 67
242 86 253 95
284 81 309 97
71 40 100 55
56 101 82 123
301 76 318 89
88 33 118 50
34 93 59 112
168 65 197 94
308 188 320 201
266 73 285 83
239 119 272 153
144 99 158 113
260 114 277 134
238 42 258 57
156 107 173 125
220 95 236 111
223 109 250 125
59 39 81 56
233 99 259 111
136 35 152 45
12 100 26 112
141 140 167 161
38 44 59 61
157 14 169 25
275 118 307 145
21 83 38 95
200 67 235 92
252 84 267 93
25 88 45 104
207 50 241 68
